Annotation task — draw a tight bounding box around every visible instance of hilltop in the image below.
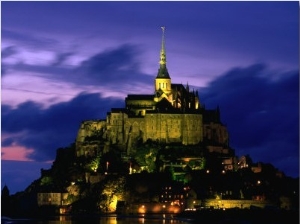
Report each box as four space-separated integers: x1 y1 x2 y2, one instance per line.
2 28 298 218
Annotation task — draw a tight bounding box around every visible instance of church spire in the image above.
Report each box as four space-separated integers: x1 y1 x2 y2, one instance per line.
157 26 170 79
159 26 166 66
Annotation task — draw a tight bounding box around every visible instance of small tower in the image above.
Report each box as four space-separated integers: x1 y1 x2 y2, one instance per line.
155 27 172 98
2 184 10 199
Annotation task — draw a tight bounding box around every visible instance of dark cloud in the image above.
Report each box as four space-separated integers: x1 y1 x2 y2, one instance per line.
1 66 7 76
2 137 14 147
200 64 299 177
74 44 153 87
1 46 18 76
2 44 153 91
52 52 74 66
2 46 18 58
4 61 71 78
2 29 59 50
80 45 138 73
1 92 123 161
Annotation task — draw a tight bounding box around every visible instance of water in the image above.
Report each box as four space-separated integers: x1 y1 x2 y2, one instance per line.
2 214 193 224
4 211 298 224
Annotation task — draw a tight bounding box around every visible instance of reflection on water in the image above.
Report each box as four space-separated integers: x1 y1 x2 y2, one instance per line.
29 214 192 224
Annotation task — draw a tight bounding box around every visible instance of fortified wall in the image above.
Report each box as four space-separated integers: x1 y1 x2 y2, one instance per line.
75 111 205 157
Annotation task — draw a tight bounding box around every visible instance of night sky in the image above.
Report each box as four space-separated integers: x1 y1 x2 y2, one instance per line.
1 1 299 194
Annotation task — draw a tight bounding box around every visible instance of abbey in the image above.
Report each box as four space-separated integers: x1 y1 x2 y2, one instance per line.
76 28 229 158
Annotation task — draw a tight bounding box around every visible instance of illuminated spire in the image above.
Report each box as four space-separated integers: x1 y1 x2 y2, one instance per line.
157 26 170 78
160 26 166 65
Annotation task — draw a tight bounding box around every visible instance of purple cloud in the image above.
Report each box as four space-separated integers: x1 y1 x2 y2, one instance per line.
200 64 299 177
2 93 123 161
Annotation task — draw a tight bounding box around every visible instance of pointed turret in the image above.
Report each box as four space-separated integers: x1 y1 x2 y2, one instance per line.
156 26 170 79
154 27 172 103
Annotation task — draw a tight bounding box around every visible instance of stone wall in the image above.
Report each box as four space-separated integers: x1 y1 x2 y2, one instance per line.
37 193 68 206
76 120 106 156
76 120 106 142
75 111 215 157
203 122 229 145
144 113 203 145
203 199 275 209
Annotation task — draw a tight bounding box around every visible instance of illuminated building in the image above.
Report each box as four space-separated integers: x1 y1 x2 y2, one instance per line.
37 192 69 206
75 27 230 158
34 28 295 214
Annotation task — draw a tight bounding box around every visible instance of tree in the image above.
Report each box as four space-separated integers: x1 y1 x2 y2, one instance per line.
98 176 126 213
134 145 159 173
2 185 10 198
2 185 13 216
86 155 102 173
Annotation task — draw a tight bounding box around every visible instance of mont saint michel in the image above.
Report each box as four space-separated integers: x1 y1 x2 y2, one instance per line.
76 27 227 158
2 28 298 223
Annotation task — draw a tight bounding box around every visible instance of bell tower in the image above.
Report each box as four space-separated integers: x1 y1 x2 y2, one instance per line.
155 27 172 102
